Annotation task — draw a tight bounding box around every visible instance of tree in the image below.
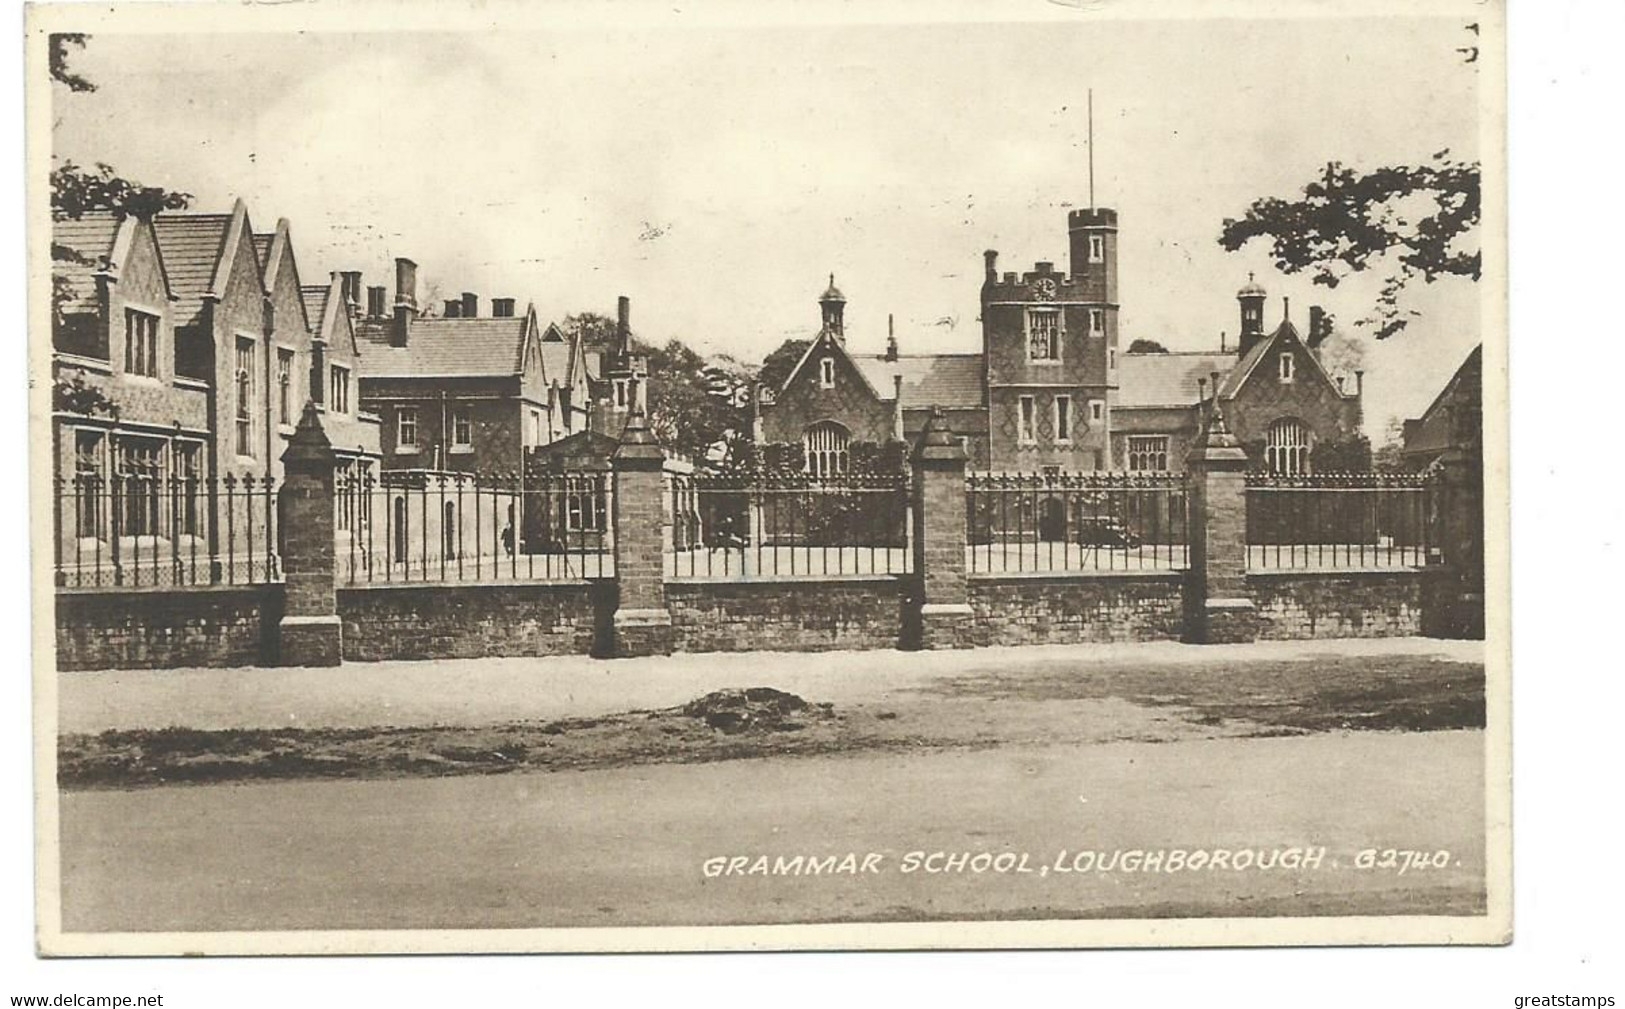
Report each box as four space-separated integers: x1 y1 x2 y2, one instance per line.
640 338 749 461
50 36 193 319
1126 339 1168 354
562 311 620 350
1219 151 1480 339
757 338 811 394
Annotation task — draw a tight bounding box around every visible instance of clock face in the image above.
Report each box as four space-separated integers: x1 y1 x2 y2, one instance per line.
1032 278 1057 301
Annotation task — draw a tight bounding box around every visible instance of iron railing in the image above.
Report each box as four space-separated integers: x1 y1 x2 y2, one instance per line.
54 473 280 588
337 469 614 583
666 470 912 579
1245 470 1432 570
966 471 1190 573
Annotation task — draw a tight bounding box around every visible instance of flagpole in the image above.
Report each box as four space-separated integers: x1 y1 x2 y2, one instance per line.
1088 88 1095 211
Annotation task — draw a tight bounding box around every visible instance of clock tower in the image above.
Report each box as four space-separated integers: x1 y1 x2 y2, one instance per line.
979 207 1119 471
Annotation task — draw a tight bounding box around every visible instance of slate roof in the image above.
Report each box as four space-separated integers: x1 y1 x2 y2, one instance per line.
301 285 332 337
539 342 573 387
52 213 123 314
1403 344 1481 461
356 316 531 378
151 214 232 325
1217 327 1282 398
252 233 273 267
1114 351 1239 408
853 354 984 410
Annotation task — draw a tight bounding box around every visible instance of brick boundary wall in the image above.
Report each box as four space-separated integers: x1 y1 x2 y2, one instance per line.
337 581 609 662
667 577 908 654
55 585 283 671
1248 569 1428 640
967 572 1185 646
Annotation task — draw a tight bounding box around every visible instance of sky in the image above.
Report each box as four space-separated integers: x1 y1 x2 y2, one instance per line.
49 10 1488 437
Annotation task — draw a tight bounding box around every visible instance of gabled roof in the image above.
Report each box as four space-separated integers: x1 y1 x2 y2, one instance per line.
1115 351 1239 408
853 354 984 410
528 427 618 465
151 201 253 326
1402 344 1481 460
1414 343 1482 428
779 328 884 401
257 219 310 333
52 212 125 314
539 342 574 388
356 311 538 379
301 284 332 335
1218 318 1347 400
302 275 360 357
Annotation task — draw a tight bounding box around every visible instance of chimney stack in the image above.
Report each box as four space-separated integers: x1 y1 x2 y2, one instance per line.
391 257 418 347
367 286 387 319
984 250 998 283
885 314 898 361
1308 305 1326 347
616 296 631 351
444 299 462 318
461 292 478 318
492 298 516 318
339 271 362 315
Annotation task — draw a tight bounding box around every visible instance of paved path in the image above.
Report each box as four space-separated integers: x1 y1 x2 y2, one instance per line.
58 730 1486 934
57 637 1484 733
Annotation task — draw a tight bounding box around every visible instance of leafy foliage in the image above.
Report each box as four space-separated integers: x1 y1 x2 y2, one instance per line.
51 160 193 222
1126 339 1168 354
48 34 95 93
53 370 119 418
640 338 750 461
1309 435 1374 473
757 338 811 394
1219 152 1480 339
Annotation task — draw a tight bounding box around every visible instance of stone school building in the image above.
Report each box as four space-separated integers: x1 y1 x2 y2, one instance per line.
759 207 1365 475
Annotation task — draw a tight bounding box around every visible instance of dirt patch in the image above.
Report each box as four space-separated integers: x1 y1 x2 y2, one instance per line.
915 655 1485 734
59 654 1486 790
681 688 833 733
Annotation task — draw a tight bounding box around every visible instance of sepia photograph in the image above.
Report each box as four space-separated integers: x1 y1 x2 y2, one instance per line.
25 0 1509 956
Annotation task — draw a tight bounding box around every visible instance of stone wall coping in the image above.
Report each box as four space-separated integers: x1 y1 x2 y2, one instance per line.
56 583 281 599
336 579 598 594
967 569 1185 584
667 573 906 587
1246 566 1428 579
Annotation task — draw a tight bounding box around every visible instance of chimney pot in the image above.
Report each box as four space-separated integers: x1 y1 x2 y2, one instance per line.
393 258 418 311
983 249 998 282
617 296 630 338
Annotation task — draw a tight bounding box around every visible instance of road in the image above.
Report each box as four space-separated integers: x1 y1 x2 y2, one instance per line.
59 729 1484 932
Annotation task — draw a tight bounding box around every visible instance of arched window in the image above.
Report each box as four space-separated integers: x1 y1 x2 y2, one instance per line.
803 422 850 479
1266 418 1311 475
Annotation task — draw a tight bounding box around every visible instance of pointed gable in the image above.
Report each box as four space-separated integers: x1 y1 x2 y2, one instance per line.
259 220 311 335
1219 318 1344 400
53 213 175 315
780 328 884 401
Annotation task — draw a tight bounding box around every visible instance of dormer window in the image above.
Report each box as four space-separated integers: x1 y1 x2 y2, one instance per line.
124 309 159 378
1088 234 1104 263
1027 310 1060 362
1279 352 1295 383
820 357 835 389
